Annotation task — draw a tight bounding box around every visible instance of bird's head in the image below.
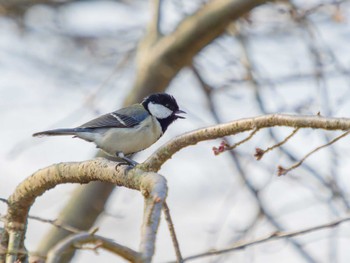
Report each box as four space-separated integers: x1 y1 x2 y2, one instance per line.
142 93 185 132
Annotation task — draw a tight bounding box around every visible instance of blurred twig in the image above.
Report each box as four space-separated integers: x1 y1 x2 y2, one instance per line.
278 130 350 176
46 232 141 263
182 215 350 262
163 202 183 263
27 215 81 235
254 128 299 160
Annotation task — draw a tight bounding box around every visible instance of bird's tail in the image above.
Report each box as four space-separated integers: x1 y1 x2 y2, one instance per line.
33 128 86 137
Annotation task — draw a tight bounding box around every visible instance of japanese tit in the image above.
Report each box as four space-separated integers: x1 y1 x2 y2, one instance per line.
33 93 185 166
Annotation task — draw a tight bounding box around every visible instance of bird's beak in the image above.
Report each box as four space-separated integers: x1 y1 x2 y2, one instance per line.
175 109 186 119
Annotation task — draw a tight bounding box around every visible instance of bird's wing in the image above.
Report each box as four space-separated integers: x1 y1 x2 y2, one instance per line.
79 104 149 129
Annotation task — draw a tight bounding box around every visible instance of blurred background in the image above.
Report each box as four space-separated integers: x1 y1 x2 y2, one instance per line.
1 0 350 262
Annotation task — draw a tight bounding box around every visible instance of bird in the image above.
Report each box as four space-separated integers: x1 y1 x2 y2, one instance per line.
33 93 185 166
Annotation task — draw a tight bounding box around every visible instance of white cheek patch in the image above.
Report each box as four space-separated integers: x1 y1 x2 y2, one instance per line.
148 102 173 119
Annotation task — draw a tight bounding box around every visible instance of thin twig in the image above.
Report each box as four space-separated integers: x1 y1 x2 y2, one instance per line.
228 128 259 150
213 128 259 155
27 215 81 234
163 202 183 263
46 233 141 263
182 215 350 262
278 130 350 176
0 213 81 235
255 128 299 160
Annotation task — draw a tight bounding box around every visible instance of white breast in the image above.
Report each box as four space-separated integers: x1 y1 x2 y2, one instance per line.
94 115 163 155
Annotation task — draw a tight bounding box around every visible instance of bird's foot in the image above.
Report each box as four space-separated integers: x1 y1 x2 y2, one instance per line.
116 152 139 167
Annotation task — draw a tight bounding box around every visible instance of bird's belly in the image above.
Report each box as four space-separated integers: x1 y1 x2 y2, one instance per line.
98 117 162 155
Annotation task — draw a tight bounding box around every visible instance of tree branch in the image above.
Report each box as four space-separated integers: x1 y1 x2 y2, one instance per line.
163 202 183 262
2 159 167 263
143 114 350 172
140 175 167 262
183 215 350 261
277 130 350 176
46 232 141 263
255 128 300 160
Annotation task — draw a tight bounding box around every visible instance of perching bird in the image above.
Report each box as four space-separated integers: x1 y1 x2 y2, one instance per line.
33 93 185 166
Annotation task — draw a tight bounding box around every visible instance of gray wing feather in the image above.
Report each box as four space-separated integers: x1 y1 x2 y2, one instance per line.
79 104 149 129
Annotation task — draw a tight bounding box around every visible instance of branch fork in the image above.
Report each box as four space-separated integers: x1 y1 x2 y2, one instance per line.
1 160 167 263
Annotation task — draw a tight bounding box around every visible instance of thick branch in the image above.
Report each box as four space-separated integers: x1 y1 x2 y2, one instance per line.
3 159 167 263
143 114 350 171
6 160 137 226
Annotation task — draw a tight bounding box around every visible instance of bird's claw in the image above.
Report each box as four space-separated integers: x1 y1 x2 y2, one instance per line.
116 152 139 167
